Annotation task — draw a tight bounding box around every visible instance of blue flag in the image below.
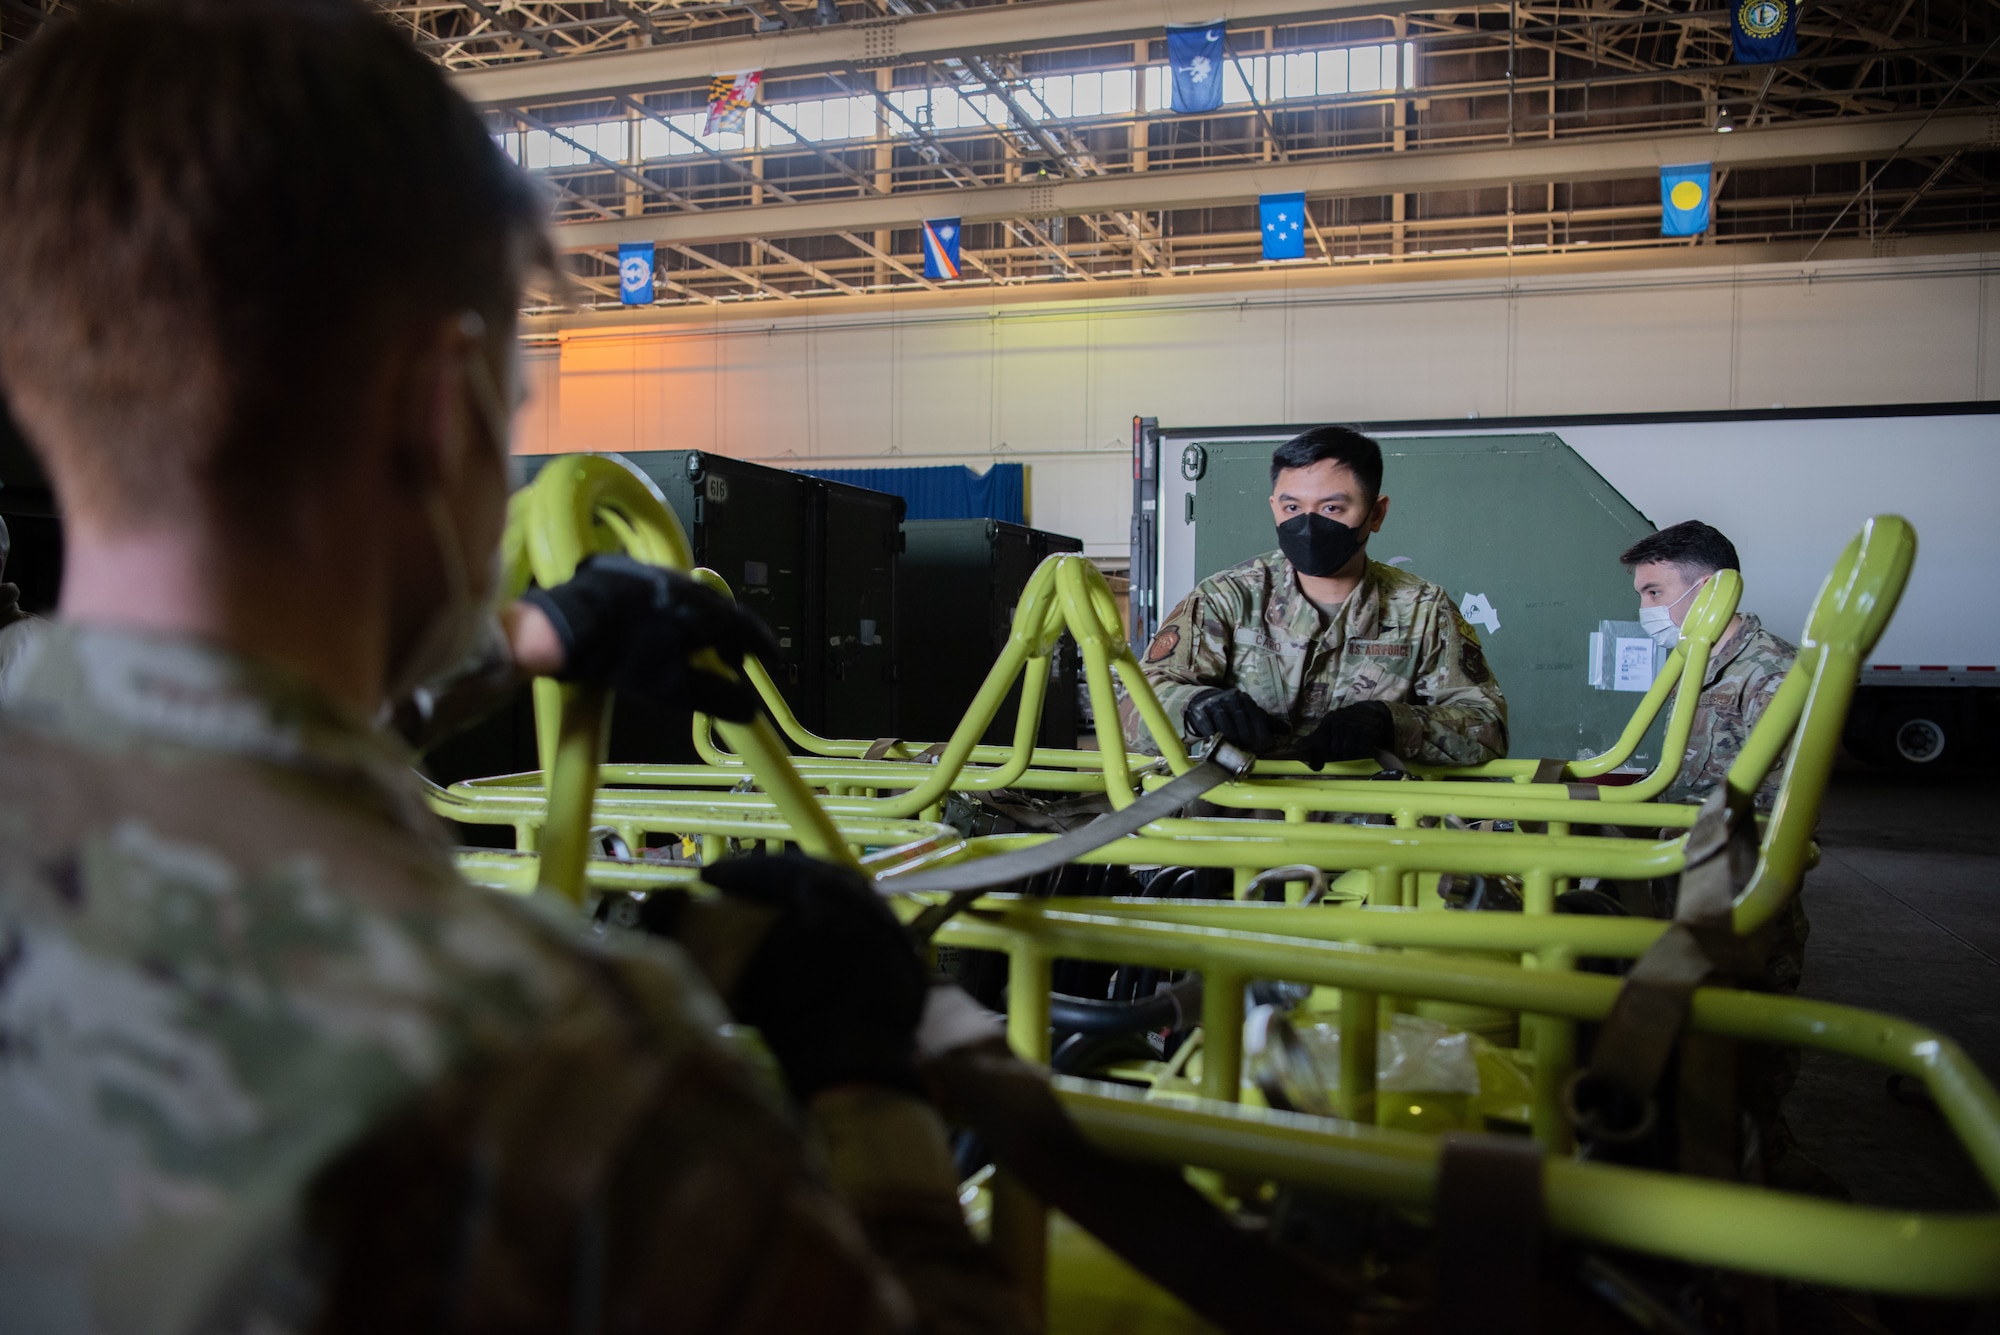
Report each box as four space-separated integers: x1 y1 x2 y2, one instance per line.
1731 0 1798 63
618 242 655 305
1260 192 1307 260
922 218 962 280
1167 22 1226 114
1659 164 1713 237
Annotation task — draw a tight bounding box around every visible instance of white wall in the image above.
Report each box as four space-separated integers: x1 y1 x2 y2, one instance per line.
514 250 2000 559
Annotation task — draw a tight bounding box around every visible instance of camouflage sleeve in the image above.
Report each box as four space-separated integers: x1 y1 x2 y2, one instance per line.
1117 590 1233 755
1743 667 1792 812
1384 599 1509 765
1664 654 1791 810
310 936 1027 1335
812 1087 1034 1335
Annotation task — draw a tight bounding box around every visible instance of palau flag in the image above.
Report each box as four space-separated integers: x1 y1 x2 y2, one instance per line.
922 218 962 280
1659 164 1713 237
1167 22 1226 114
618 241 655 305
1731 0 1799 64
1260 191 1308 260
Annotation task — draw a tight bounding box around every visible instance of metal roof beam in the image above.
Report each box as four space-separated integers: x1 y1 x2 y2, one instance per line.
453 0 1437 106
551 110 2000 250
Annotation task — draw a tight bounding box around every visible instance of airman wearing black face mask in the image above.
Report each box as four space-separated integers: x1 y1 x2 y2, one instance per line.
1121 426 1508 768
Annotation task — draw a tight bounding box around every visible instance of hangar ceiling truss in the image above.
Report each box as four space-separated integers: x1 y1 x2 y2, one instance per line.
2 0 1994 308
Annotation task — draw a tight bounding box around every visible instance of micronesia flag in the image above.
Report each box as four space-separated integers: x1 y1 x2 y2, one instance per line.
922 218 961 280
1731 0 1799 63
618 241 655 305
1659 164 1713 237
1260 192 1307 260
1168 22 1226 114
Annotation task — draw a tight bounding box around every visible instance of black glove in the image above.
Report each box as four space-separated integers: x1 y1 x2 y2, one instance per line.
522 553 779 722
700 854 930 1102
1183 687 1286 751
1299 700 1396 770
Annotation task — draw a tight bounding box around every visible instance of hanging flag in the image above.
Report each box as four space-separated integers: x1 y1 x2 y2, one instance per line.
1730 0 1799 64
1260 191 1307 260
1659 163 1713 237
705 71 763 135
618 241 655 305
1167 22 1226 114
922 218 962 280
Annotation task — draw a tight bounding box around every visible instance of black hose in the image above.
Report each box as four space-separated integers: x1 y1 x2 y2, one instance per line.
1050 975 1203 1036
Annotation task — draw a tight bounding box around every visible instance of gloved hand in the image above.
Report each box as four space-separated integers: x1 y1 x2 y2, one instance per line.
522 553 779 722
1299 700 1396 770
700 854 930 1102
1183 687 1286 751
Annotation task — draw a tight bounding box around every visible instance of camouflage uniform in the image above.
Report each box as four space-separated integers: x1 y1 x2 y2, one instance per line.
1663 613 1811 995
1122 552 1507 765
0 623 1023 1335
1645 613 1811 1178
1661 613 1799 815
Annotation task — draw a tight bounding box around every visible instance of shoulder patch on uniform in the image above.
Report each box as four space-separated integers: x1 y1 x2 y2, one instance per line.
1144 626 1181 663
1458 635 1491 684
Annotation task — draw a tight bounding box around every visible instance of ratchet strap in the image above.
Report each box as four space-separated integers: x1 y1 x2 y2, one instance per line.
896 742 1257 942
1563 788 1761 1145
924 1037 1352 1334
1528 755 1600 804
1433 1133 1544 1335
862 737 951 762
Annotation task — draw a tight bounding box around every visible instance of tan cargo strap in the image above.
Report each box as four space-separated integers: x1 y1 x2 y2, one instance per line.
862 738 950 762
925 1040 1352 1333
1526 756 1600 801
1433 1132 1544 1335
899 742 1255 942
1562 789 1760 1144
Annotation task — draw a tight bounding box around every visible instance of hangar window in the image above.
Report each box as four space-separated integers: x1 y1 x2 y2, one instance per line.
492 38 1420 170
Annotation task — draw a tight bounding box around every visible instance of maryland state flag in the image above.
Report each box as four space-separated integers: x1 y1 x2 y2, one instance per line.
1731 0 1799 63
705 71 763 135
1659 163 1713 237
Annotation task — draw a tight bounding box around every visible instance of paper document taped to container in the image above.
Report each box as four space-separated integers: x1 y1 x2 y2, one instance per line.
1613 637 1656 691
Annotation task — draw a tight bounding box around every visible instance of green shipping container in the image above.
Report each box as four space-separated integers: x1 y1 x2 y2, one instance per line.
1171 432 1658 766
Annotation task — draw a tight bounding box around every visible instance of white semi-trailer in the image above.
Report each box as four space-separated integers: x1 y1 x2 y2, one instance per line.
1133 403 2000 770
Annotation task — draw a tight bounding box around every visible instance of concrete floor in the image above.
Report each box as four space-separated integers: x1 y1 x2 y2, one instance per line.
1788 765 2000 1212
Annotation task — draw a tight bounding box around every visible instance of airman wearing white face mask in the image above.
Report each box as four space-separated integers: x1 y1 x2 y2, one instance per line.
1623 520 1798 812
1619 521 1834 1196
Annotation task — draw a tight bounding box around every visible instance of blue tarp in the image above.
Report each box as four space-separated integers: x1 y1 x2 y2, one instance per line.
802 463 1024 525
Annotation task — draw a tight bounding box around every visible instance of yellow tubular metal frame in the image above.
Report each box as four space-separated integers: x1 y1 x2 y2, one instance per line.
695 558 1125 775
470 483 1747 835
1238 567 1742 791
471 485 2000 1300
525 549 1737 808
881 519 1908 945
514 454 860 903
938 904 2000 1299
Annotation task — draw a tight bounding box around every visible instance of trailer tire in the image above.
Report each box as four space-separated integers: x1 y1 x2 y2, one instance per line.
1876 705 1956 769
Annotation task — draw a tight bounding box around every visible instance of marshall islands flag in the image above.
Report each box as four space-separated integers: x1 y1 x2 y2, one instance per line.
922 217 962 280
